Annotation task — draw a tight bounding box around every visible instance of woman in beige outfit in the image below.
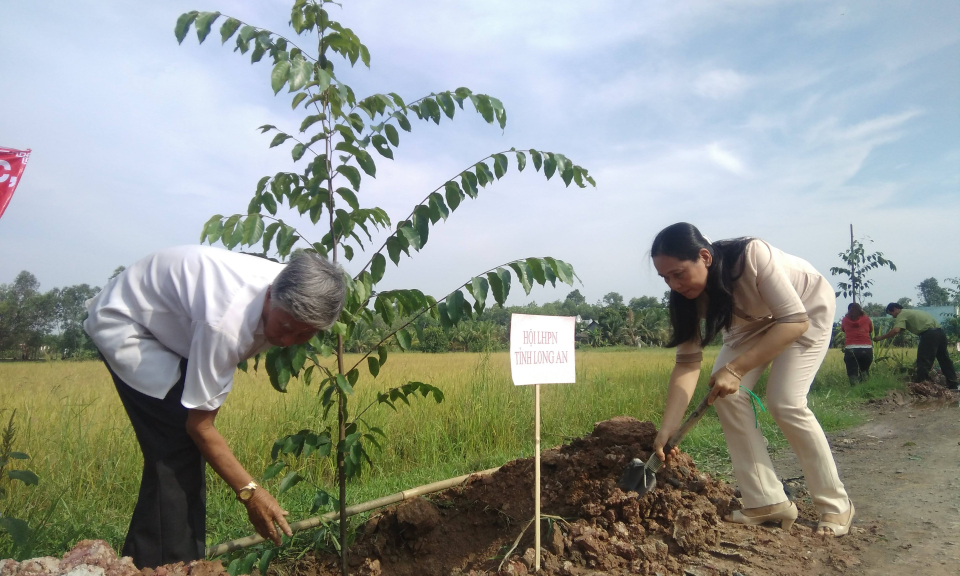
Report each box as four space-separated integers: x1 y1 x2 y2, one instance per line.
649 222 854 536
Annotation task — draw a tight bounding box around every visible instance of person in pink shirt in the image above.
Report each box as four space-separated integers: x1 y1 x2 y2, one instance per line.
840 303 873 386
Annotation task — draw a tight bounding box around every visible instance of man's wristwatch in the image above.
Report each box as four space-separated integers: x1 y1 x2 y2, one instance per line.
237 480 258 503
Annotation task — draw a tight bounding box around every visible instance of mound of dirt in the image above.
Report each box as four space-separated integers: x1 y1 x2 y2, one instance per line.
296 416 876 576
0 541 228 576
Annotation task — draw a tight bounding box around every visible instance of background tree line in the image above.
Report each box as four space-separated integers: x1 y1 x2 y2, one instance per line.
0 267 124 360
2 268 955 359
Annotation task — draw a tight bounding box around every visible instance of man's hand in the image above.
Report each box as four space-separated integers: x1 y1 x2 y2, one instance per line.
653 426 680 464
707 366 741 405
244 488 292 545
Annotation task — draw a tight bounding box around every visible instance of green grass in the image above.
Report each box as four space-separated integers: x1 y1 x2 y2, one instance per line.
0 347 910 559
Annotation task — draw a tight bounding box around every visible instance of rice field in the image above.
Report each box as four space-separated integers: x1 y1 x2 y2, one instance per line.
0 347 908 558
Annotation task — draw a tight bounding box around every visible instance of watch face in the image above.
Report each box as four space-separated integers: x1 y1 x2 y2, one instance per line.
240 489 253 501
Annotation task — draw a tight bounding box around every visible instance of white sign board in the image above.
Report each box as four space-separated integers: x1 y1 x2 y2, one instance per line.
509 313 576 386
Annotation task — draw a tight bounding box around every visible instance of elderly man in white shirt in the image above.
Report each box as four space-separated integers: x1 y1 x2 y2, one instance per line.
84 246 345 568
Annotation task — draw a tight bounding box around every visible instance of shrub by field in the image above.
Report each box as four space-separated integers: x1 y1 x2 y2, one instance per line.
0 347 908 556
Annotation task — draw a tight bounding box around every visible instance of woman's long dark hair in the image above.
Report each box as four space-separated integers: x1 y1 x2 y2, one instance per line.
847 302 864 320
651 222 753 348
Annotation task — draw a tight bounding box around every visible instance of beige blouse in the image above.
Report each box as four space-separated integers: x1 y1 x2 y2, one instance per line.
676 239 833 363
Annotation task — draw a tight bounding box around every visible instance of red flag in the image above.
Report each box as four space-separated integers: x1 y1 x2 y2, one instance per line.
0 147 32 220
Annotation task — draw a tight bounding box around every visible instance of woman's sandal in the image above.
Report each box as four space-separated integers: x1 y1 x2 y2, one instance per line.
724 501 798 531
818 500 855 537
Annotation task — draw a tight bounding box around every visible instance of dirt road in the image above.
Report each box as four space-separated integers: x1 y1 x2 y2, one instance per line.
773 395 960 575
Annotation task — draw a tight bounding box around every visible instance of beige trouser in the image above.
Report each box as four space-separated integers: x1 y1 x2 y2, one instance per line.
712 332 850 515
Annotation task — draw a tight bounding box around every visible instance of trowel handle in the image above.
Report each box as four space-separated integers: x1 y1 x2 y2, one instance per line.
663 395 712 454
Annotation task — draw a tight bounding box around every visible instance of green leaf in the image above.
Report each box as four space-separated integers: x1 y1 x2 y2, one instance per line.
444 181 463 211
262 222 280 252
386 236 402 264
0 517 29 547
395 112 411 132
338 165 361 190
469 276 488 313
289 345 307 374
175 11 198 44
335 187 359 210
371 134 393 159
487 271 505 306
367 356 380 377
310 490 331 514
378 345 388 366
516 151 527 172
335 373 354 395
288 56 312 92
447 290 464 324
414 210 429 248
429 193 449 221
543 153 557 179
399 223 421 251
262 461 285 481
292 92 308 109
395 328 412 350
530 149 543 171
220 17 241 44
266 347 291 392
269 133 291 148
194 11 221 43
526 258 547 285
242 214 264 246
474 95 494 123
262 194 278 216
8 452 28 460
278 471 303 494
8 470 38 486
475 163 489 187
509 262 533 295
300 113 325 133
461 171 478 198
371 253 386 283
291 143 306 162
493 153 508 179
270 59 291 94
257 549 278 576
384 124 400 146
476 162 494 186
436 92 456 119
356 150 377 177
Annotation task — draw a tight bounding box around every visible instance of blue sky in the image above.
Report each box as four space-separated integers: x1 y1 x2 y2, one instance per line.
1 0 957 314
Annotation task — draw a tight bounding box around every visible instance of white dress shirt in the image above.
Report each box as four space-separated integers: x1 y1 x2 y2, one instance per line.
84 245 283 411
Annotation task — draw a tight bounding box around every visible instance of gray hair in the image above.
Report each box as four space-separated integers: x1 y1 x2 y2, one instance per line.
272 252 346 330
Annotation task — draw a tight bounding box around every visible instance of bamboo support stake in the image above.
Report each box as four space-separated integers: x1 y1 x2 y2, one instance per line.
206 467 501 557
534 383 541 572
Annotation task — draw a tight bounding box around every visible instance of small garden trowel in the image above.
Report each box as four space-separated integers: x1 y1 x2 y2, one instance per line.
618 395 713 497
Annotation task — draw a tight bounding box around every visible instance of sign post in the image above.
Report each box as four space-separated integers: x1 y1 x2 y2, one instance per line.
509 313 576 572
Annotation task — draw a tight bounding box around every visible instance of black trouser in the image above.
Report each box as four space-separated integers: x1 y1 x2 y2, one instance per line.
915 328 959 386
843 348 873 383
101 356 206 569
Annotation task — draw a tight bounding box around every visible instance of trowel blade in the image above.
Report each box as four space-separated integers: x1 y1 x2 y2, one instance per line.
618 457 658 496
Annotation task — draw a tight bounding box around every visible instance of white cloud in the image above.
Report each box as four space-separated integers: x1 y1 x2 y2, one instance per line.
706 142 748 175
695 69 752 100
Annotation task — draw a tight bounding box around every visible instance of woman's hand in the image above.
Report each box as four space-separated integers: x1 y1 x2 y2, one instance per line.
653 426 680 465
244 488 292 545
707 365 741 405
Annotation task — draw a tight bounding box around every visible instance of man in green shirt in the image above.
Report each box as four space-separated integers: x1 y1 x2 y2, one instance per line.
874 303 958 389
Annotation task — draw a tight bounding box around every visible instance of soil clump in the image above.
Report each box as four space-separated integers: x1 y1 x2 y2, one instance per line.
293 416 875 576
0 541 228 576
